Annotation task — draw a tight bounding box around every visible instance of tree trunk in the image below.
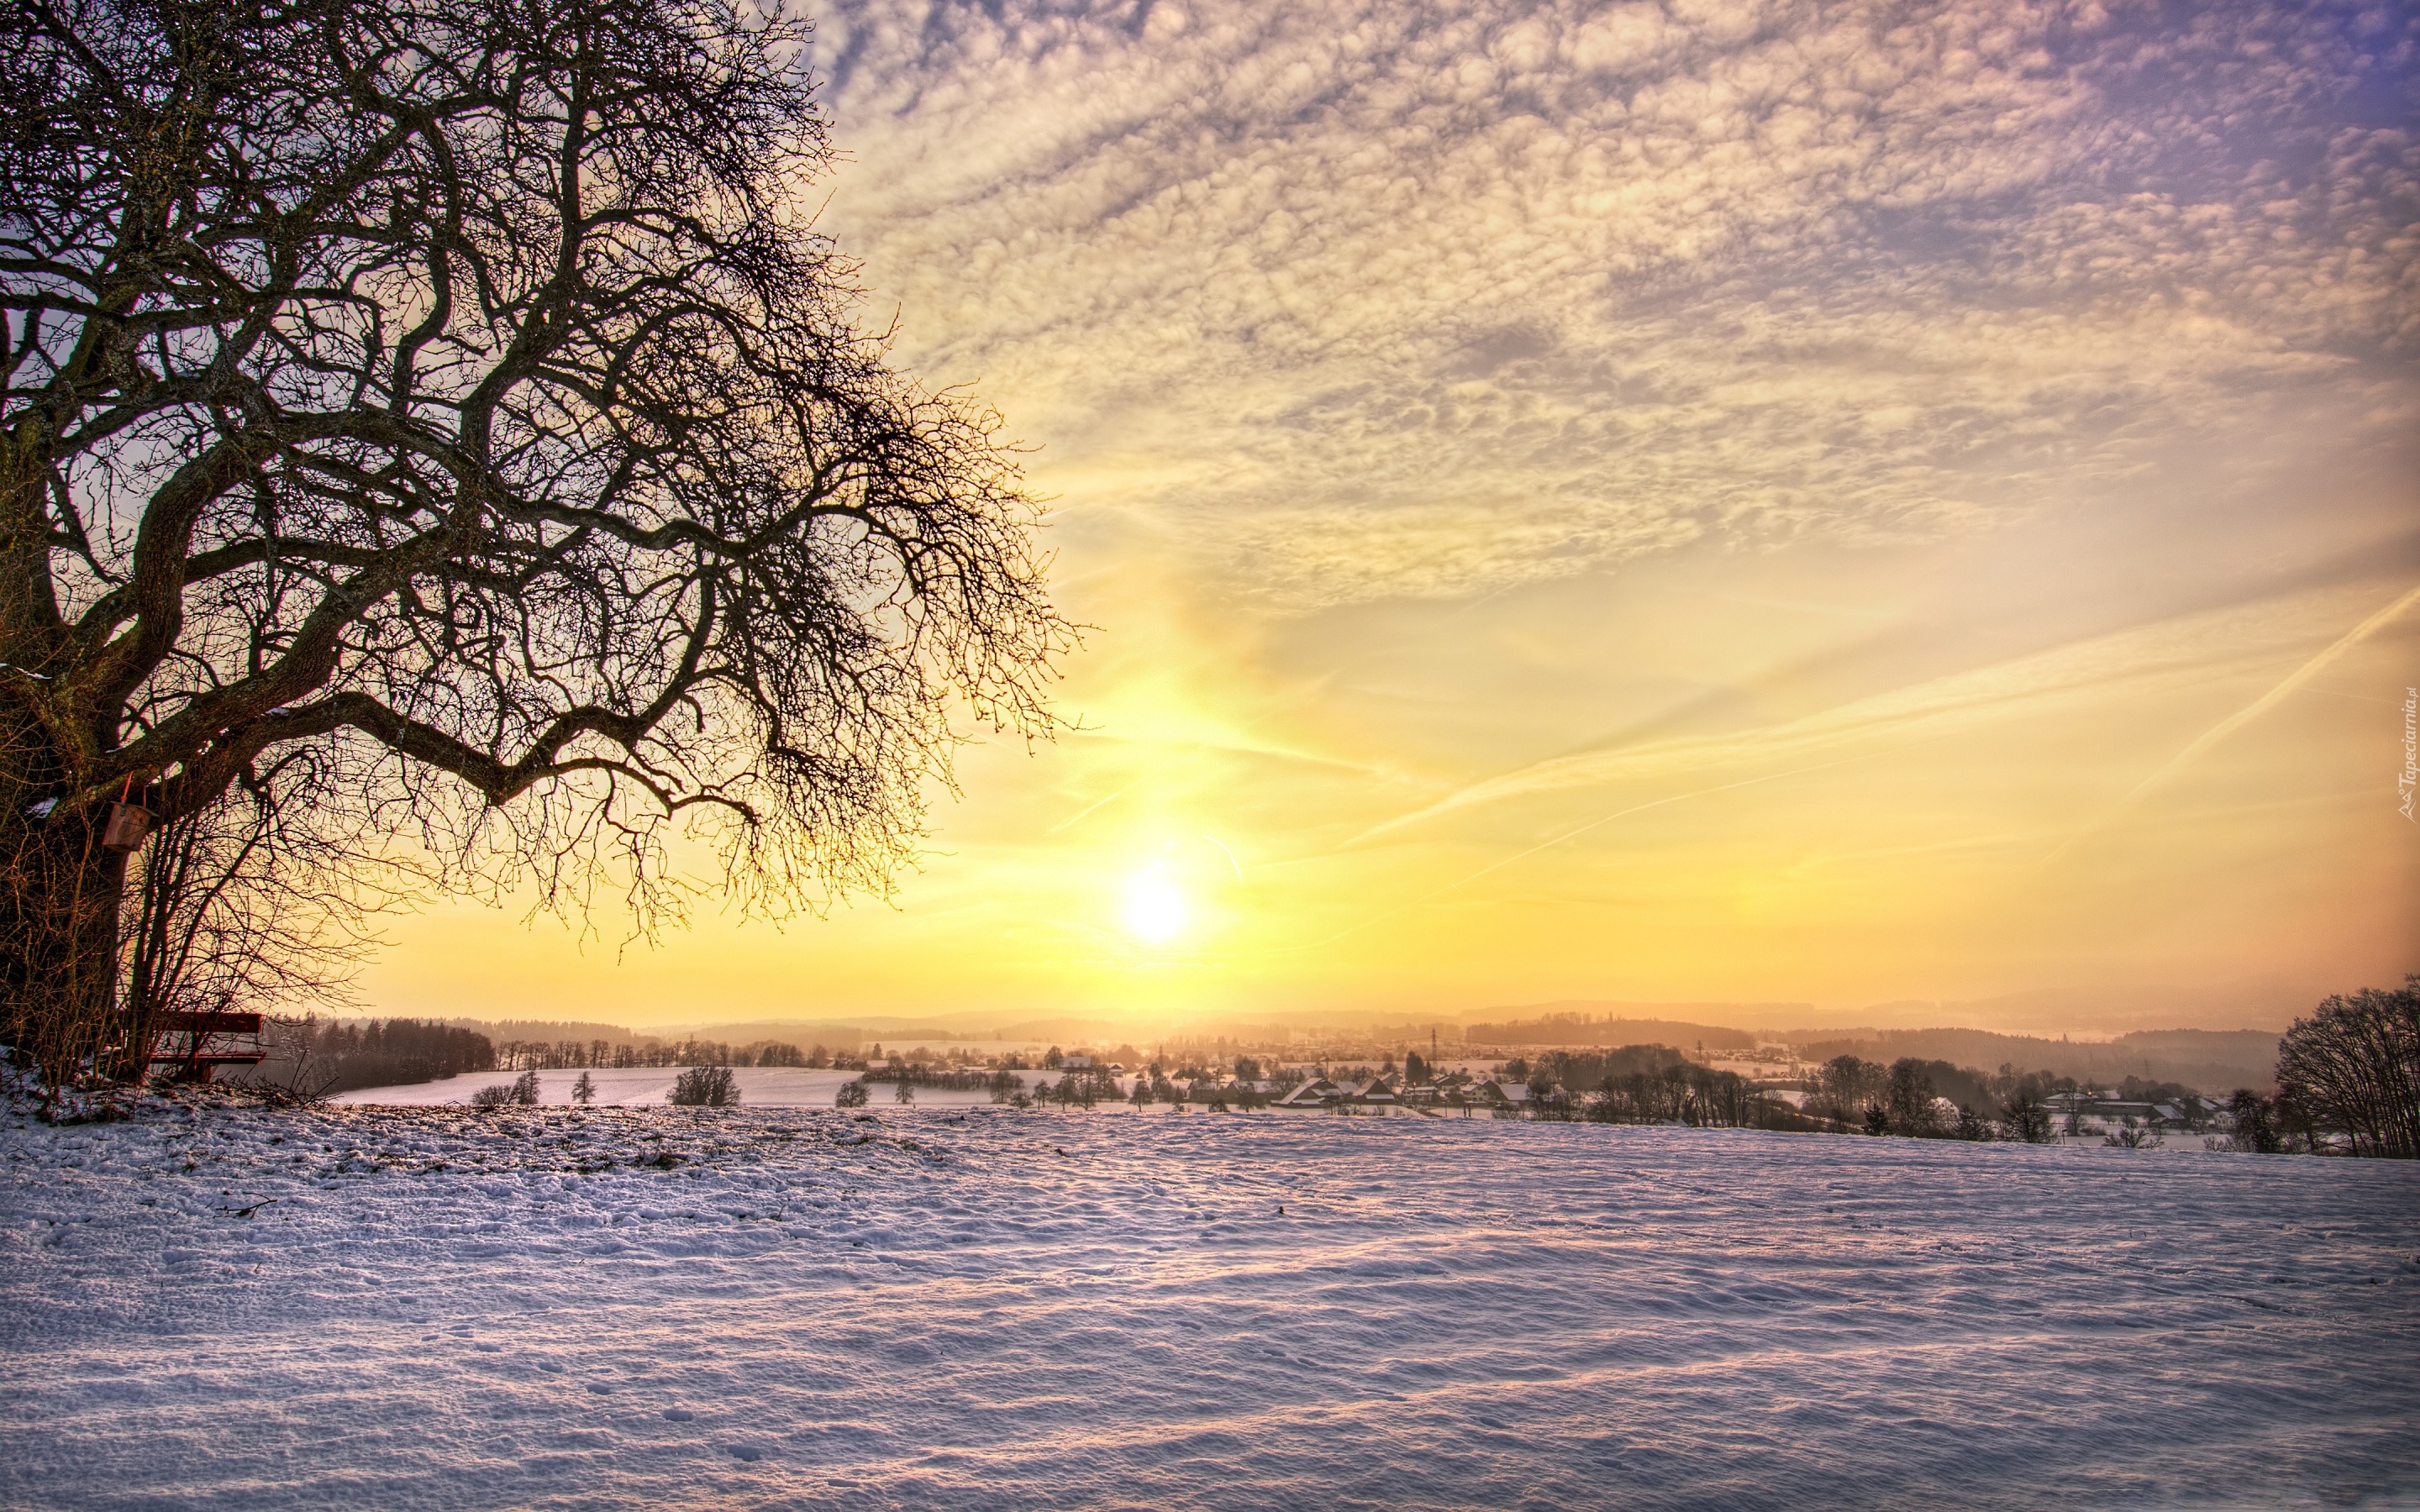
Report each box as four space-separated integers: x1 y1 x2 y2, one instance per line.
1 801 131 1090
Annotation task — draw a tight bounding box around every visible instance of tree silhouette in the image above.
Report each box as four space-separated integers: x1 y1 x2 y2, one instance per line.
2274 978 2418 1158
1 0 1067 1084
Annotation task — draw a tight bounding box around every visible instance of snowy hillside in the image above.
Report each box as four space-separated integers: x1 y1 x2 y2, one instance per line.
3 1101 2414 1509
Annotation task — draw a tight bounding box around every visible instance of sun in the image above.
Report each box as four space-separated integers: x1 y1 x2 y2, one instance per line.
1122 870 1188 944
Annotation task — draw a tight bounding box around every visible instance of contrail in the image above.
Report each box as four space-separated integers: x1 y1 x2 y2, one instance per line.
2045 580 2420 863
1300 759 1859 951
1338 607 2238 850
1202 833 1245 881
1047 783 1132 834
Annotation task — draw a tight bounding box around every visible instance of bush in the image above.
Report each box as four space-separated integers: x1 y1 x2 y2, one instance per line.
1884 1059 1943 1137
467 1071 540 1108
2224 1089 2282 1153
668 1065 739 1107
834 1080 870 1109
1998 1084 2056 1143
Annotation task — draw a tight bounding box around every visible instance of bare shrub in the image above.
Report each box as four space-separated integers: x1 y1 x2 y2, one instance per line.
668 1066 738 1107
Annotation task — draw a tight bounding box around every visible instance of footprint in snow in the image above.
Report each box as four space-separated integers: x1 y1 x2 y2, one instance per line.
725 1444 764 1462
587 1383 613 1394
663 1408 695 1422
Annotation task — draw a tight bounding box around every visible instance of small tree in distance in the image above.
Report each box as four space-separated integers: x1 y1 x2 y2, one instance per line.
471 1069 541 1107
2225 1089 2283 1154
834 1081 870 1109
668 1066 738 1107
571 1072 597 1106
1998 1081 2055 1144
1884 1059 1941 1137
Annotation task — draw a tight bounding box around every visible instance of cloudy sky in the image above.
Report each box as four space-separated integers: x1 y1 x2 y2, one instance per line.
370 0 2417 1033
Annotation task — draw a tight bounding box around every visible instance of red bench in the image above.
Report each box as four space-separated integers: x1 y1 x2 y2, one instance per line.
149 1011 266 1082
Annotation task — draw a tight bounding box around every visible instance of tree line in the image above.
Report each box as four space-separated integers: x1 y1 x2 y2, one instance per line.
233 1019 866 1096
240 1016 495 1097
491 1037 856 1073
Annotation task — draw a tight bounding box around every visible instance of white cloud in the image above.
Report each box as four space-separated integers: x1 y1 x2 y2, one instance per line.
808 0 2419 607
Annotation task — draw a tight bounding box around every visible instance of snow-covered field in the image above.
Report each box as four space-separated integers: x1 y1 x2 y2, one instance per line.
332 1066 961 1108
3 1100 2414 1510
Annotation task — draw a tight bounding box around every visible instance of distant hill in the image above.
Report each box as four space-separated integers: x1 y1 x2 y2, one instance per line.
1455 1003 2282 1093
1463 1018 1758 1051
445 1017 645 1046
1780 1026 2281 1095
673 1020 868 1050
1465 1008 1769 1051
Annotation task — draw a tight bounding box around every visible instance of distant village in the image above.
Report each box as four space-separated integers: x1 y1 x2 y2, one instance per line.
201 1000 2400 1153
827 1042 2240 1147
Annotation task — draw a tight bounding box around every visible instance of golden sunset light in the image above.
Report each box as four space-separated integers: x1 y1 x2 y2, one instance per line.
327 0 2417 1039
8 3 2416 1504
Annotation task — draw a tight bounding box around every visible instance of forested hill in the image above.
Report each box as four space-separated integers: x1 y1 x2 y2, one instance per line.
1460 1010 2282 1095
1465 1011 1772 1050
445 1018 644 1047
1781 1028 2281 1095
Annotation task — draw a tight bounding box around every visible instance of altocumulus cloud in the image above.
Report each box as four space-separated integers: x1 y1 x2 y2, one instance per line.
808 0 2417 607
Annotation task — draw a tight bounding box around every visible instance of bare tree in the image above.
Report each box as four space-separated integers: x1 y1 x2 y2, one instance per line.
1 0 1067 1085
1996 1078 2055 1144
1883 1058 1942 1137
1813 1053 1886 1126
2274 978 2419 1158
2223 1089 2283 1154
667 1064 734 1106
119 743 398 1081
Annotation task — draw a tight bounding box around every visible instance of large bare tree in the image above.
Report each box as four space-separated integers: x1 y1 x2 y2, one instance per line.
1 0 1066 1084
2275 978 2419 1158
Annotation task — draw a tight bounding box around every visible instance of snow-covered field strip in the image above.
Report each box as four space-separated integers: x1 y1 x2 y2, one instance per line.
331 1066 981 1108
3 1104 2414 1510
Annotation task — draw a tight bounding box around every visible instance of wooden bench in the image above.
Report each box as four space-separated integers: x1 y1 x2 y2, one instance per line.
149 1011 266 1083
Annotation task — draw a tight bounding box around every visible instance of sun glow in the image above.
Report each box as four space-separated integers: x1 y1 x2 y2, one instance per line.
1122 870 1189 944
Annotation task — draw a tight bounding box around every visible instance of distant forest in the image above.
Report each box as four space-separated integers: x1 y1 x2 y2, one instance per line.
231 1018 850 1096
1782 1028 2280 1096
230 1018 496 1096
1465 1015 2278 1095
1465 1015 1760 1051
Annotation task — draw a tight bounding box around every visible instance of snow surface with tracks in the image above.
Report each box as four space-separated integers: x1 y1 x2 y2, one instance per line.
3 1100 2415 1510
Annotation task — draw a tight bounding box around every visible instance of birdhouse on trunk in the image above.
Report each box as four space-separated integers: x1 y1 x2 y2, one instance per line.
101 801 153 852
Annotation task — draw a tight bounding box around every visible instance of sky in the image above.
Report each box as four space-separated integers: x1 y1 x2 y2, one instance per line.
362 0 2418 1037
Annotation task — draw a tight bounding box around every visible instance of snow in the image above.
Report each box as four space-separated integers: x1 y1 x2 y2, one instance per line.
332 1066 939 1108
3 1100 2416 1509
